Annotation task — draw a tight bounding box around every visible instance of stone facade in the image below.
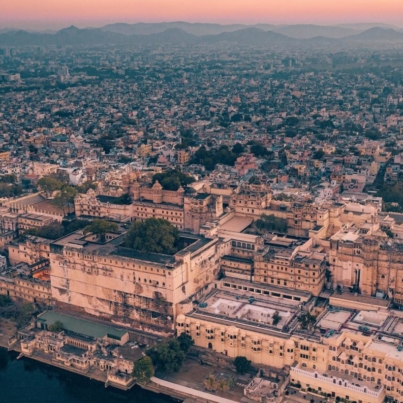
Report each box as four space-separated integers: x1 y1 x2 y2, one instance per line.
49 230 222 334
75 183 224 234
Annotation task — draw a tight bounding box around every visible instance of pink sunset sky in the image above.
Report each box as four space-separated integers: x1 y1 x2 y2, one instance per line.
2 0 403 30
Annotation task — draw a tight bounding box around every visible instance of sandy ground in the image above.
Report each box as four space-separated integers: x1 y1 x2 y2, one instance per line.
158 358 249 402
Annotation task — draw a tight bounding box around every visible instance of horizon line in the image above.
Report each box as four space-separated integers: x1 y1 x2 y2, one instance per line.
1 20 403 31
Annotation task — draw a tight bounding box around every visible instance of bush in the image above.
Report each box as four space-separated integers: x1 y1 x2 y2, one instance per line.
234 356 251 374
256 214 287 233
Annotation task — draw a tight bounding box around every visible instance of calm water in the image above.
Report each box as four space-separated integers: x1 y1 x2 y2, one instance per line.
0 347 178 403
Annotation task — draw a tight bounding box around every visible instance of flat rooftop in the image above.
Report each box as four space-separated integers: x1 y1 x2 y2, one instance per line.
37 311 128 341
352 310 389 327
330 292 390 308
367 340 403 360
187 284 305 337
317 310 353 331
187 310 291 339
220 216 253 233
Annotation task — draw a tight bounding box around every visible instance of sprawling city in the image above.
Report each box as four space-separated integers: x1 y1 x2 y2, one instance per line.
1 3 403 403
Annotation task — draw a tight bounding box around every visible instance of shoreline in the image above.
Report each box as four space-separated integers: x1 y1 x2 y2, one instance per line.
0 338 240 403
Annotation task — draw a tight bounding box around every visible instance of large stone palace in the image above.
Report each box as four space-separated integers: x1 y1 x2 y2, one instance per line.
3 179 403 403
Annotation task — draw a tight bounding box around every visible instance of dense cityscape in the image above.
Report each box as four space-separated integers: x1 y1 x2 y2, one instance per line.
1 20 403 403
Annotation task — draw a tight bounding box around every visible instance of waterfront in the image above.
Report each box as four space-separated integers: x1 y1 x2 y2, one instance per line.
0 348 178 403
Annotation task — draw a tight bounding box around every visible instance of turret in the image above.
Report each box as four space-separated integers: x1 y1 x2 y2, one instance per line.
152 180 163 204
131 181 140 201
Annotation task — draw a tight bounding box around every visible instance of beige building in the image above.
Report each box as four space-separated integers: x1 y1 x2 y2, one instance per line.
178 279 403 403
49 229 222 334
177 150 190 165
328 227 403 302
254 237 327 296
75 182 224 234
0 274 51 303
18 213 55 232
137 144 152 157
8 235 51 266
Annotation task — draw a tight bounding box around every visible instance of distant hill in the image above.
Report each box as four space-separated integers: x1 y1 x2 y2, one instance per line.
0 28 18 34
272 24 358 39
253 24 277 32
335 23 401 31
1 24 403 47
0 26 130 46
347 27 403 41
101 22 249 36
204 27 296 46
135 28 199 45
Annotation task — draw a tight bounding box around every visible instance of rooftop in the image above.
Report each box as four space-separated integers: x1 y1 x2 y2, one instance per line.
111 247 176 265
37 311 128 341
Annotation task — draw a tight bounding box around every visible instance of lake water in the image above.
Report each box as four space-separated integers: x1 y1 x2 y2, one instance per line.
0 347 178 403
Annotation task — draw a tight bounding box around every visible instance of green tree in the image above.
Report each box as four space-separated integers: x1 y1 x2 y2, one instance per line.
0 183 22 197
255 214 287 233
364 128 381 140
192 145 238 170
48 321 64 332
285 128 298 138
0 294 12 307
298 312 317 331
231 113 243 122
63 219 91 234
133 356 154 383
177 333 194 353
24 223 64 240
312 149 325 160
286 116 299 126
0 174 17 184
37 176 63 194
76 181 97 194
234 356 251 374
16 303 35 328
146 339 186 373
250 143 271 158
232 143 245 154
124 218 179 255
51 185 77 214
272 311 281 326
152 169 194 191
84 219 118 242
114 193 132 205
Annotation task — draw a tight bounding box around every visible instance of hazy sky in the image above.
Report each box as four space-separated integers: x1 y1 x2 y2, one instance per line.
2 0 403 30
